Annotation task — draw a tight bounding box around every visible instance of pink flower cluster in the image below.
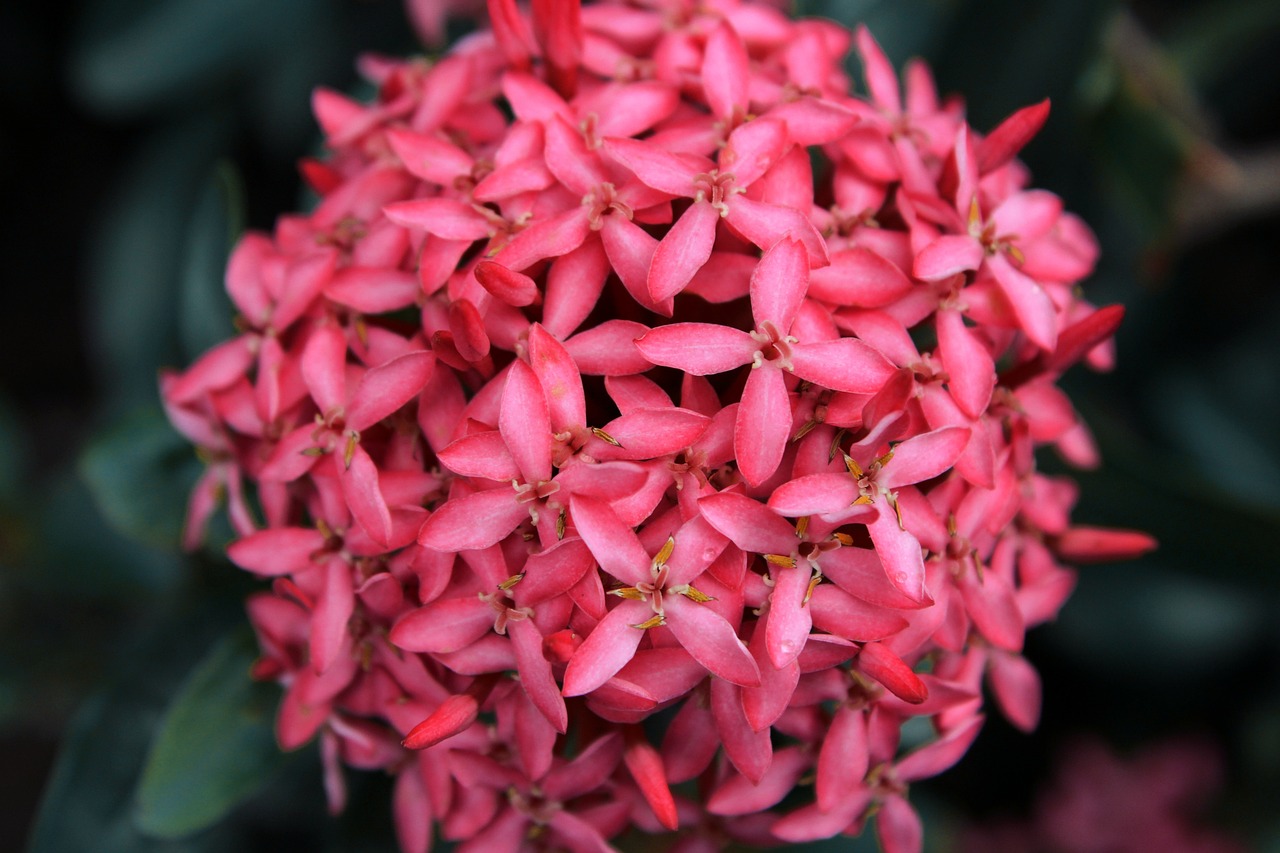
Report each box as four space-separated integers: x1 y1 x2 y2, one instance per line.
162 0 1154 850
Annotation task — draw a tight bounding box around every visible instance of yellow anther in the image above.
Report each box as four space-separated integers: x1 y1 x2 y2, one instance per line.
844 454 864 478
632 614 667 630
804 572 822 604
653 536 676 568
795 516 810 539
608 587 645 600
681 586 716 604
498 573 525 591
764 554 798 569
591 427 622 447
556 508 566 540
833 532 854 547
343 431 359 469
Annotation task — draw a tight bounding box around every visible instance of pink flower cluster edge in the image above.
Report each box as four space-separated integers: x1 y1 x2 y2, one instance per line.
161 1 1156 850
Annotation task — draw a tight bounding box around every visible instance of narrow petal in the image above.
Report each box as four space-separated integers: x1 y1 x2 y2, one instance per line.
725 195 829 267
227 527 325 576
623 735 679 830
857 641 927 704
989 253 1058 351
312 556 354 674
564 319 653 375
697 492 796 556
866 511 927 604
710 678 771 784
416 488 527 552
767 473 859 517
750 236 808 332
301 325 348 415
817 704 868 811
390 597 493 654
499 360 553 484
790 338 897 394
855 25 901 114
341 443 393 547
876 795 923 853
881 426 970 488
383 198 491 241
527 323 587 434
508 618 568 732
736 367 790 487
807 247 912 308
347 351 435 432
635 323 754 375
765 566 812 668
602 137 706 197
562 600 649 696
648 200 719 303
702 22 750 121
567 495 650 586
913 234 983 281
544 239 609 338
936 308 994 419
664 594 760 687
977 98 1051 175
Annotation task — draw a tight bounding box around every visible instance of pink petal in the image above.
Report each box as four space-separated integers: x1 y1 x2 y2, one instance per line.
735 366 791 487
725 195 829 267
564 319 653 375
720 117 788 187
876 794 923 853
543 114 608 195
765 566 812 668
857 641 927 704
648 200 720 303
710 678 771 784
989 253 1058 351
790 338 897 394
475 260 539 307
567 495 650 586
623 734 678 830
588 81 680 138
527 323 586 435
750 236 808 332
326 267 419 313
634 323 754 375
544 240 610 338
416 488 527 552
817 704 868 811
707 747 808 816
492 206 593 272
312 556 354 674
957 566 1025 652
383 198 491 241
866 511 927 604
499 360 553 484
808 584 910 641
936 308 994 418
664 594 760 687
347 351 435 432
697 492 796 555
167 336 255 403
390 596 493 654
767 473 859 517
894 714 983 781
507 618 568 733
562 600 649 696
598 407 709 459
301 325 348 415
988 651 1041 732
913 234 983 281
437 431 520 482
881 426 970 488
341 443 393 547
227 527 325 576
602 137 706 197
807 247 912 308
599 216 668 315
977 98 1050 175
702 22 750 121
855 25 901 114
387 128 473 184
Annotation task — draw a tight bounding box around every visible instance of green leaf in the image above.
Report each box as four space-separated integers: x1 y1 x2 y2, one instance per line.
28 609 243 853
134 628 288 839
80 406 202 550
179 165 243 361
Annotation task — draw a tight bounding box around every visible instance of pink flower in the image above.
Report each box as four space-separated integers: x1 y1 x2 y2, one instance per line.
161 0 1151 849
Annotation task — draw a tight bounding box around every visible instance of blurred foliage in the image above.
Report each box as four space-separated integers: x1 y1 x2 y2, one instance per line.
4 0 1280 849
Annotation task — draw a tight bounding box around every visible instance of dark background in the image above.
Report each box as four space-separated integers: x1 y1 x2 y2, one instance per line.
2 0 1278 850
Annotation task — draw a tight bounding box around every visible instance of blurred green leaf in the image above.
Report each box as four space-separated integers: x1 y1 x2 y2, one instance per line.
69 0 317 114
179 165 243 361
85 117 229 412
80 406 201 550
28 608 243 853
134 628 287 839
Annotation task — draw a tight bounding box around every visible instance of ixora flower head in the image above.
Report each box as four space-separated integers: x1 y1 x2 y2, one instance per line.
162 0 1155 849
